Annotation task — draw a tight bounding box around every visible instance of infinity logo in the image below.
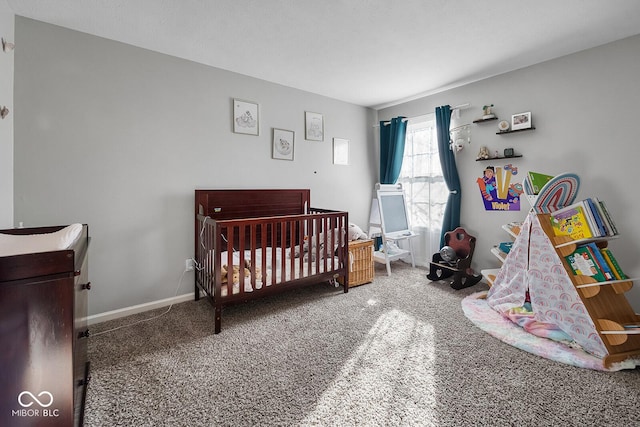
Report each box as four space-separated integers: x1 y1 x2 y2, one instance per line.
17 391 54 408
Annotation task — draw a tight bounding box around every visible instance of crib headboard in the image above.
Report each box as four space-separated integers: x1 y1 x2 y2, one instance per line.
195 189 311 219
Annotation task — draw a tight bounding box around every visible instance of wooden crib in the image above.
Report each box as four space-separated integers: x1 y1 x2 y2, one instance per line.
194 189 349 333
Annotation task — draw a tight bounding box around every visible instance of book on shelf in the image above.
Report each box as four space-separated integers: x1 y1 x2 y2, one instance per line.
583 196 619 237
585 198 606 237
550 197 619 240
550 202 594 240
585 242 614 281
590 197 611 236
526 171 554 195
596 198 619 236
580 199 602 237
565 245 607 281
600 247 627 280
498 241 513 254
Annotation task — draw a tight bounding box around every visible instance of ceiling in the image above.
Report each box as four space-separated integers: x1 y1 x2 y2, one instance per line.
8 0 640 109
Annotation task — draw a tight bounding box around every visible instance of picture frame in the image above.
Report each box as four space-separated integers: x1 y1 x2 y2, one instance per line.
272 128 295 161
305 111 324 141
233 99 259 135
333 138 349 165
511 112 532 131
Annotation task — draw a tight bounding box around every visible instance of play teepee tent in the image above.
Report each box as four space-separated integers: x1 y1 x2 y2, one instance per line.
481 172 640 368
486 212 608 358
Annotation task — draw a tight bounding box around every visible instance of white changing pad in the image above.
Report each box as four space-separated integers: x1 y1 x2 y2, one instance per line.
0 224 83 257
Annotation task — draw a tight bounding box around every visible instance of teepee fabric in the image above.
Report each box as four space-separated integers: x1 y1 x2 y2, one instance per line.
486 214 532 312
487 212 607 358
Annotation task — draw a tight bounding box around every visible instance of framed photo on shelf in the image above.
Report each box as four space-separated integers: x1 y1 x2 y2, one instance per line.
305 111 324 141
511 112 532 131
233 99 259 135
333 138 349 165
272 128 295 161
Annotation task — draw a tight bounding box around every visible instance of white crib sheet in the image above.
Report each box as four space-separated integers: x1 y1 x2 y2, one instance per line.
214 248 339 296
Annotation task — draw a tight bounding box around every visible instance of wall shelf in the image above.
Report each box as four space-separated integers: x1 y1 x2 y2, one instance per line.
497 127 535 135
473 117 498 123
476 155 522 162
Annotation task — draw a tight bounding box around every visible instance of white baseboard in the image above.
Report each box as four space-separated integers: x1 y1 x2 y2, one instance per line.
86 292 199 325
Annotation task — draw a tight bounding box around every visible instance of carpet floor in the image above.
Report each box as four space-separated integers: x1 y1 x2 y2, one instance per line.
85 262 640 426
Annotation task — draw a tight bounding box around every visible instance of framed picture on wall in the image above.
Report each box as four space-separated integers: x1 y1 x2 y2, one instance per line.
272 128 295 161
305 111 324 141
233 99 259 135
333 138 349 165
511 112 532 131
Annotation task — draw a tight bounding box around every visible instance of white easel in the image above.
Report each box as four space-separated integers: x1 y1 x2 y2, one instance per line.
368 183 418 276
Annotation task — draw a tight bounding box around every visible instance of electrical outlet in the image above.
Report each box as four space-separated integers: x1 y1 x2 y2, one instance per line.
185 258 194 271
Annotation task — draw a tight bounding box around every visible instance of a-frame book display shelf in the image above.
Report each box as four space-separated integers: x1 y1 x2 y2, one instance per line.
537 214 640 366
483 172 640 368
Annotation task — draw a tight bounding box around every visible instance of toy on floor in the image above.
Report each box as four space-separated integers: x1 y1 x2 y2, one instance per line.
427 227 482 290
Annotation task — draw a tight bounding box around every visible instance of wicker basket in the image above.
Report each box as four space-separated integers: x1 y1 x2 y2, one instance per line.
343 239 374 287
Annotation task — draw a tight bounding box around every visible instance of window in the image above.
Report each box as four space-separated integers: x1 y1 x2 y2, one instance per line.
397 118 448 261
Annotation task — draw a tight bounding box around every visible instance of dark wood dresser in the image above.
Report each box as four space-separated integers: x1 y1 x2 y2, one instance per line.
0 225 90 427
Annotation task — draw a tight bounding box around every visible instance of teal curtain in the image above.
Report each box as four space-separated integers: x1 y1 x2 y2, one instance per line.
436 105 461 248
379 117 407 184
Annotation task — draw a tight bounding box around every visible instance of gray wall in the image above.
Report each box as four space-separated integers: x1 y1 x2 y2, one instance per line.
0 0 13 227
14 17 377 315
13 16 640 315
379 34 640 310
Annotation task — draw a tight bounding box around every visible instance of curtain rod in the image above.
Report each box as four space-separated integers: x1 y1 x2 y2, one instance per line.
374 103 470 127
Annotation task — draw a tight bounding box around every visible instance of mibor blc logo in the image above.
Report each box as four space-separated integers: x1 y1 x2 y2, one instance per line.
11 391 60 418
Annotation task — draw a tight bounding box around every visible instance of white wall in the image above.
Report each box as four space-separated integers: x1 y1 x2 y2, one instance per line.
379 35 640 310
0 0 13 228
14 17 377 315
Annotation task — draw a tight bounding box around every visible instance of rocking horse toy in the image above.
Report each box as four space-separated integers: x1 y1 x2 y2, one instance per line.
427 227 482 290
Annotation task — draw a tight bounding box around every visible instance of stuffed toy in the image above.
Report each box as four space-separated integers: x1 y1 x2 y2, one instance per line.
291 235 321 260
298 236 323 262
221 259 262 284
220 264 240 284
477 146 490 160
348 223 368 241
291 228 345 261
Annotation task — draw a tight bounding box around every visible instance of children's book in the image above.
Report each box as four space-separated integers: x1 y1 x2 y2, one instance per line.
499 241 513 254
600 247 627 280
585 242 614 280
585 198 606 237
597 199 618 235
527 171 554 195
565 246 606 281
591 197 612 236
550 202 593 240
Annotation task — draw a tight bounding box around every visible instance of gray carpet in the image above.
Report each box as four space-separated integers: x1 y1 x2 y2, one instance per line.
85 262 640 426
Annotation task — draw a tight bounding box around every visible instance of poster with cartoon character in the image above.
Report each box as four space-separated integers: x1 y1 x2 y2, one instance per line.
476 164 523 211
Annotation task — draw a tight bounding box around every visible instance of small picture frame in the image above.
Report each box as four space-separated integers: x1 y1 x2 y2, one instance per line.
272 128 295 161
305 111 324 141
511 112 532 131
333 138 349 165
233 99 259 135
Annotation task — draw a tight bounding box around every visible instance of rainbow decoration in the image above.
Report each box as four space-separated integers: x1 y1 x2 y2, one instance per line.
533 172 580 214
